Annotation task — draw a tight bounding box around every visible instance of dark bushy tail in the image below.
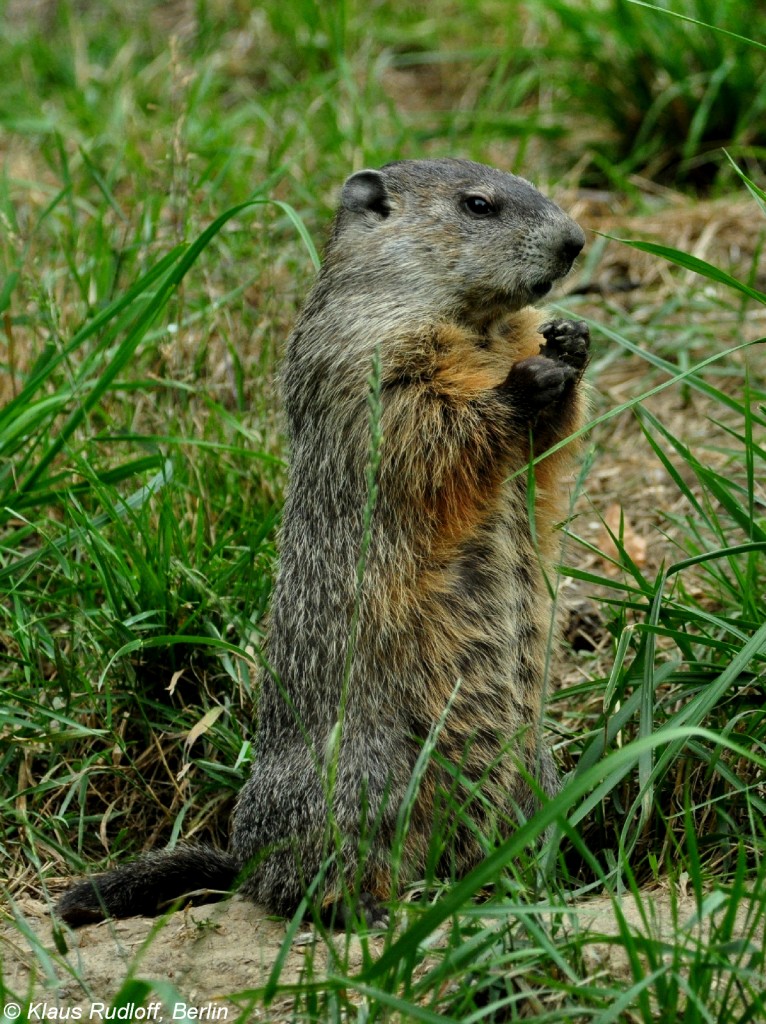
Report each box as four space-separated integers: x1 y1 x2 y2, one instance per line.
57 843 240 927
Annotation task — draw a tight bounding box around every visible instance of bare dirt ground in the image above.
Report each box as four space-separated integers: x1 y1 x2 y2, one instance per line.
3 896 359 1018
4 885 759 1019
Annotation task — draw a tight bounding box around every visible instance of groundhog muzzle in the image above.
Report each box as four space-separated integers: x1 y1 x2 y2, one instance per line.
58 158 589 928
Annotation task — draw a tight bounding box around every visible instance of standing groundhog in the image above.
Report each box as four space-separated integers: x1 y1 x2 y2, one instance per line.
58 158 589 928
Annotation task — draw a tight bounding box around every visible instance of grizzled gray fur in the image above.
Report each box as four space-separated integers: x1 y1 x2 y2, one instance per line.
58 159 589 928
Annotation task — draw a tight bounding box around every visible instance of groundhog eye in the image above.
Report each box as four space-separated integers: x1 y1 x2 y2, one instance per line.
463 195 495 217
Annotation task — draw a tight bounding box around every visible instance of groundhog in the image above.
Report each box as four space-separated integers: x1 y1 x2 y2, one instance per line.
58 158 589 928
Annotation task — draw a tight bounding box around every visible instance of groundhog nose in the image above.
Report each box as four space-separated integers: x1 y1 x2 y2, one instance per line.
560 227 585 265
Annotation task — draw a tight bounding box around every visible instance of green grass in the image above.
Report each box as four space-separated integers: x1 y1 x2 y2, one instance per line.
2 0 766 1020
535 0 766 187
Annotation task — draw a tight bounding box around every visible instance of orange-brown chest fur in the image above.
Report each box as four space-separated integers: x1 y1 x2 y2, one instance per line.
427 306 582 559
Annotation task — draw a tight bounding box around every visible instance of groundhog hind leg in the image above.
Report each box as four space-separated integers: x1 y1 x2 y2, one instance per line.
232 749 338 918
236 771 398 927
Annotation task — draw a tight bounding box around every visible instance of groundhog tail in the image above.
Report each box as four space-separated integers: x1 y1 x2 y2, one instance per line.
56 843 240 927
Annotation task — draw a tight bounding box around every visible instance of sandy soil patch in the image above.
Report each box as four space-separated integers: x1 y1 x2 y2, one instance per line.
3 886 762 1020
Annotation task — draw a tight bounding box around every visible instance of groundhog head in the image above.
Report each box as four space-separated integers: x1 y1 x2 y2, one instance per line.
329 158 584 330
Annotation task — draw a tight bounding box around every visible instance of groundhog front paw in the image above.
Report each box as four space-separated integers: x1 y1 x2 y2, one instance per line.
504 354 576 418
538 319 590 372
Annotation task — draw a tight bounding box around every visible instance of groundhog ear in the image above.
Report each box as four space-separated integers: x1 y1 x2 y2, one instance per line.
340 170 391 218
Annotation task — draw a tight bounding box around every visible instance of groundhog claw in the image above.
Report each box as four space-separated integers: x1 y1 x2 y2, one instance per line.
538 318 590 371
